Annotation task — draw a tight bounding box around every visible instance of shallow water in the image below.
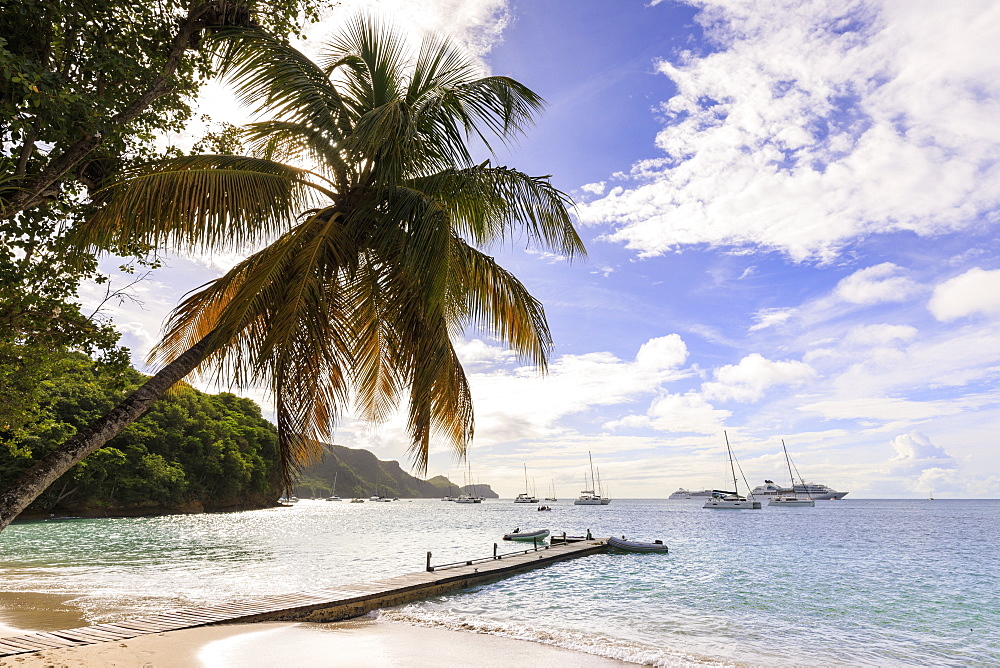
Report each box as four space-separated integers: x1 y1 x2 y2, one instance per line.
1 499 997 666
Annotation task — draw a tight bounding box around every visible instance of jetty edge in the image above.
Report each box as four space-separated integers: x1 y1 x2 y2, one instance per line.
0 537 608 657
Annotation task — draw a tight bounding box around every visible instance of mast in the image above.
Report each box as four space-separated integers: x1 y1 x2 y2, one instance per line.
596 466 603 498
523 463 529 496
724 431 738 496
782 439 797 499
588 451 597 494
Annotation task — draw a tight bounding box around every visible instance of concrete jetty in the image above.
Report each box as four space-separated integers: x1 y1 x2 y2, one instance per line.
0 538 608 657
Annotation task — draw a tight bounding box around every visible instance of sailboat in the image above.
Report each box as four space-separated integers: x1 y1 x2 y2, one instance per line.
703 432 761 510
544 479 557 502
455 457 483 503
769 440 814 507
575 452 611 505
514 463 539 503
325 471 342 501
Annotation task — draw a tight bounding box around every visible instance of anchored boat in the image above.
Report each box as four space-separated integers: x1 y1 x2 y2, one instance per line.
607 536 669 553
704 432 761 510
514 463 539 503
502 528 550 542
575 451 611 505
769 440 815 507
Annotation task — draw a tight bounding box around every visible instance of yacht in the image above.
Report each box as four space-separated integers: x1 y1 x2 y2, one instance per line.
669 488 734 499
703 432 761 510
325 472 342 501
768 440 815 507
514 463 539 503
751 481 848 500
575 452 611 505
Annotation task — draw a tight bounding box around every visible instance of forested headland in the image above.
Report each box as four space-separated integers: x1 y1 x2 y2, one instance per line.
0 353 491 518
1 353 283 518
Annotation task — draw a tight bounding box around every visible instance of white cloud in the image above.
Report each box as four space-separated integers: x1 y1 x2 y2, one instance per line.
834 263 920 305
842 323 917 347
928 267 1000 321
454 338 518 369
580 181 607 195
702 353 816 402
607 391 730 434
634 334 689 371
308 0 511 60
891 430 954 464
577 0 1000 261
465 335 692 444
749 307 794 331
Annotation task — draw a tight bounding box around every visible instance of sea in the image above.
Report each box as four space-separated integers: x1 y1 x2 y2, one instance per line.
0 498 997 666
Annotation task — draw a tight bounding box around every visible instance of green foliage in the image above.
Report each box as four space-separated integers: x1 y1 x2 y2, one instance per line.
0 353 282 514
0 0 326 448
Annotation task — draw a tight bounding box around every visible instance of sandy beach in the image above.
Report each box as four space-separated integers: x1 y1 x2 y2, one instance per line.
0 592 631 667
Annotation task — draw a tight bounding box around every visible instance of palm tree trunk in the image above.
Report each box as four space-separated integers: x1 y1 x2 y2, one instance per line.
0 334 215 533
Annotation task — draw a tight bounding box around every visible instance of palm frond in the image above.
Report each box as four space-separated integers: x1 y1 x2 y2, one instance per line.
82 155 334 254
449 239 553 369
404 315 473 473
239 121 347 183
210 28 351 136
320 14 410 113
405 166 585 258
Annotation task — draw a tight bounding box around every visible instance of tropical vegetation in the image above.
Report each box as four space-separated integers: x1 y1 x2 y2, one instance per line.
1 353 282 516
0 0 323 483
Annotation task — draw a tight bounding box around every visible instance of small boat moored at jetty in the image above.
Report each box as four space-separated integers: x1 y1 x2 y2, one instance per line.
608 536 669 553
503 528 550 542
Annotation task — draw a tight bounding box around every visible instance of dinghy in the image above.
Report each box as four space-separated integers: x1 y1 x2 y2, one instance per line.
607 536 669 553
502 528 550 542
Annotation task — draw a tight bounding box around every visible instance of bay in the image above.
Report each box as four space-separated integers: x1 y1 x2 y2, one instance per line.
0 498 996 666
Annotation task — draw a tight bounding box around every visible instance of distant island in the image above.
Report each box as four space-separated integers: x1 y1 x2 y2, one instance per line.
293 442 498 500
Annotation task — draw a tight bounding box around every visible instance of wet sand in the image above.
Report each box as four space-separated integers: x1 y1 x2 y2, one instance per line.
2 618 632 667
0 592 88 637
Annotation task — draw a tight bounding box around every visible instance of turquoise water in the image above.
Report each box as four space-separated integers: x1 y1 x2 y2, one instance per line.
1 499 997 666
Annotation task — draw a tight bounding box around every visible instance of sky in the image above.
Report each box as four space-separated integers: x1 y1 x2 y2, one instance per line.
84 0 1000 499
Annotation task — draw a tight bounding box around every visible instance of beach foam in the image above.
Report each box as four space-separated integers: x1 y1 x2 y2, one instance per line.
380 608 735 667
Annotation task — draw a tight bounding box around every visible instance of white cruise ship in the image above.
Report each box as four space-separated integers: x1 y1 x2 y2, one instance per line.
668 488 734 499
750 480 848 500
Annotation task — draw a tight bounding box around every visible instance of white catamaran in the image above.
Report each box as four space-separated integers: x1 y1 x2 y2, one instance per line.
325 471 342 501
514 463 539 503
704 432 761 510
768 440 815 507
575 452 611 505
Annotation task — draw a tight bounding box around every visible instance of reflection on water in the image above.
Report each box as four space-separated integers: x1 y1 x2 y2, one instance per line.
1 499 998 666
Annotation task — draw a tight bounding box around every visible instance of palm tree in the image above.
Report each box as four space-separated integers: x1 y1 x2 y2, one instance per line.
0 16 584 532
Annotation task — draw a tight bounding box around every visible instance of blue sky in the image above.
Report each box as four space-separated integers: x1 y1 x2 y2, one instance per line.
87 0 1000 498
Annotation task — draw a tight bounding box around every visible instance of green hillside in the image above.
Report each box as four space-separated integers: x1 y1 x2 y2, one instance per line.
294 444 498 499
